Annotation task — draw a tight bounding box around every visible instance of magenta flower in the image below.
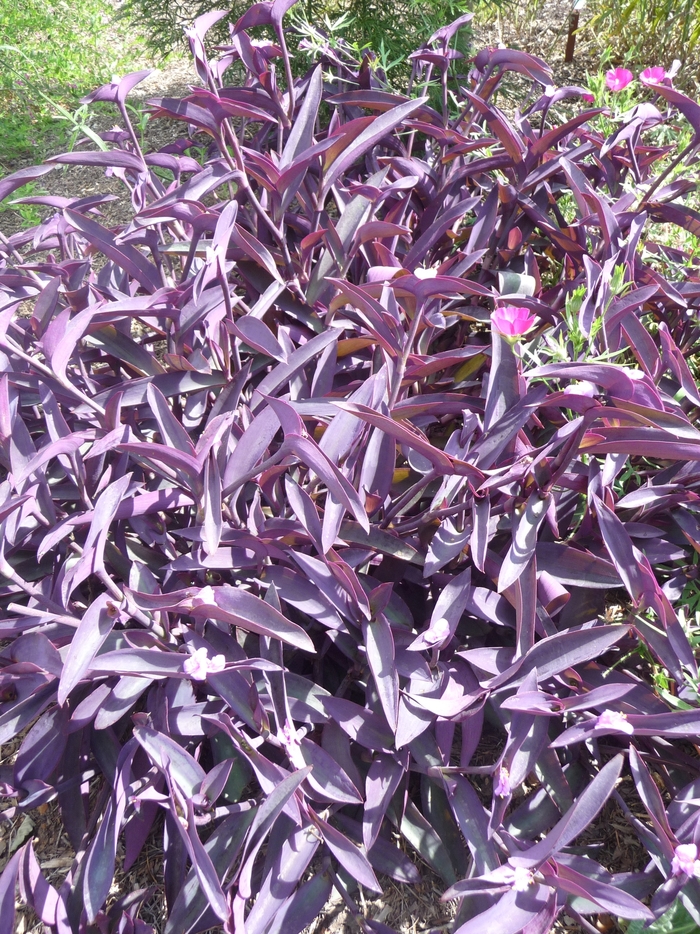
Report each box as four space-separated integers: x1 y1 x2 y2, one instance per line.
491 306 537 339
605 67 633 91
672 843 700 877
640 66 666 86
594 709 634 734
183 646 226 680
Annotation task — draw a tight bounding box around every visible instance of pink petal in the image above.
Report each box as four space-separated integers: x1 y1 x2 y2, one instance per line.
491 305 537 338
605 67 633 91
640 66 666 86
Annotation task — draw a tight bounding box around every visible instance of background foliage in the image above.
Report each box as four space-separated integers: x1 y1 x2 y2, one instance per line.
0 0 143 169
119 0 480 67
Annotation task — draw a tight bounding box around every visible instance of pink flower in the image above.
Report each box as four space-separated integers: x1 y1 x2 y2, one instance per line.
494 766 511 797
594 709 634 735
605 67 633 92
640 66 666 86
605 68 634 91
491 306 537 339
672 843 700 877
183 646 226 681
581 91 595 103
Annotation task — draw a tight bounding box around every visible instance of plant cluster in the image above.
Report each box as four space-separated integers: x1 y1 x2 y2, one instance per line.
2 5 700 933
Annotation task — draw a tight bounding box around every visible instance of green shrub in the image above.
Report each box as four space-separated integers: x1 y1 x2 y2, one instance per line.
119 0 496 76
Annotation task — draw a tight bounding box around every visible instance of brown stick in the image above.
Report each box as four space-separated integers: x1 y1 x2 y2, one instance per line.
565 10 580 63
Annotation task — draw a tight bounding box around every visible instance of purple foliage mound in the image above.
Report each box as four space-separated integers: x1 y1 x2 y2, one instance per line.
3 5 700 932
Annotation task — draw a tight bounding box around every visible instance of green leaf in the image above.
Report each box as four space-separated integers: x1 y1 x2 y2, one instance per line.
626 900 700 934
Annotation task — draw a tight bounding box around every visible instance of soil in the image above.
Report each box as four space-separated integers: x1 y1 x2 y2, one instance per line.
0 2 624 932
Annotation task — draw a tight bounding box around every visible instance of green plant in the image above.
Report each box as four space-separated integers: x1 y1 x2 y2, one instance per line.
0 180 47 228
626 897 700 933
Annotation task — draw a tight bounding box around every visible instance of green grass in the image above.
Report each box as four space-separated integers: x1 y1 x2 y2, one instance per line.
0 181 47 227
0 0 145 171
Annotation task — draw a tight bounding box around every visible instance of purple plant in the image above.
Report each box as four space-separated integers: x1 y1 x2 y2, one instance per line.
2 5 700 933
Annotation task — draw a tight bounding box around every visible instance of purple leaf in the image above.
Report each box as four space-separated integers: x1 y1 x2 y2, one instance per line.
18 843 60 927
315 815 382 892
498 492 552 592
281 65 323 167
245 823 320 933
363 615 399 732
236 767 311 898
512 755 623 868
14 705 68 786
297 737 363 803
0 165 55 205
64 209 161 292
47 150 146 171
179 799 229 922
323 696 393 750
546 862 653 920
265 871 333 934
0 850 21 932
284 433 370 531
82 69 152 105
185 585 315 652
165 810 255 934
483 624 630 690
133 723 206 798
364 752 406 851
58 594 117 705
452 886 552 934
321 98 427 198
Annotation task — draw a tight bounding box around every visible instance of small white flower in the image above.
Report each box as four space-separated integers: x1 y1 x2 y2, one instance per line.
594 710 634 735
512 866 534 892
414 265 439 280
424 617 451 645
191 585 217 607
484 862 535 891
207 653 226 675
183 646 226 681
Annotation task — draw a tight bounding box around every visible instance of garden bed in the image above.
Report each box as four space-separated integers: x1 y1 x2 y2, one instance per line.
2 2 700 934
